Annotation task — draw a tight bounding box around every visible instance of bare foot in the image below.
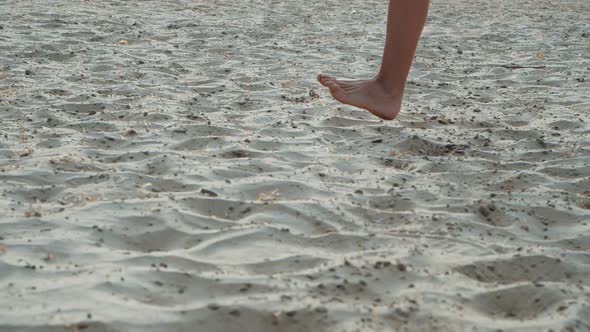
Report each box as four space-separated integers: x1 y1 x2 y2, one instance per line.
317 74 403 120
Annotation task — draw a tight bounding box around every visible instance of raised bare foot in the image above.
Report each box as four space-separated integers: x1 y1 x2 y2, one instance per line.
317 74 403 120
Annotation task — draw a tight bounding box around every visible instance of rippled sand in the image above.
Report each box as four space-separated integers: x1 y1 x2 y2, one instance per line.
1 0 589 331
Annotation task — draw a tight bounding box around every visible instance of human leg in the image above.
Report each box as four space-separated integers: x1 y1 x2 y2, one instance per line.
318 0 429 120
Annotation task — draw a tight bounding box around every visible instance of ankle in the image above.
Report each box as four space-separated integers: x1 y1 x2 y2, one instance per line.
373 73 406 96
373 73 405 96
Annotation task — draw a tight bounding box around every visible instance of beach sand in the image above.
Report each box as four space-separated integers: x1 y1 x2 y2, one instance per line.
1 0 589 331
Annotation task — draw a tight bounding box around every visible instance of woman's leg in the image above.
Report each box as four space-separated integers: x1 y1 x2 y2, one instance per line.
318 0 430 120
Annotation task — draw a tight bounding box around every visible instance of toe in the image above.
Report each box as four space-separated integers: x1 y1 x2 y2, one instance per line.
327 82 345 100
318 74 335 87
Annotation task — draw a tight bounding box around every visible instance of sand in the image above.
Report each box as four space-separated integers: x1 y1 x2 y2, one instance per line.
0 0 589 331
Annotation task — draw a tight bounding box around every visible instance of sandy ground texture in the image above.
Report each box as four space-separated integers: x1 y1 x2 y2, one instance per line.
1 0 589 331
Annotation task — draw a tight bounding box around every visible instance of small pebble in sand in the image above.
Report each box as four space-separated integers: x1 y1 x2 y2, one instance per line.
66 323 88 331
271 311 282 323
258 189 279 202
24 211 42 218
119 39 128 45
201 188 218 197
43 253 56 262
123 129 137 136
